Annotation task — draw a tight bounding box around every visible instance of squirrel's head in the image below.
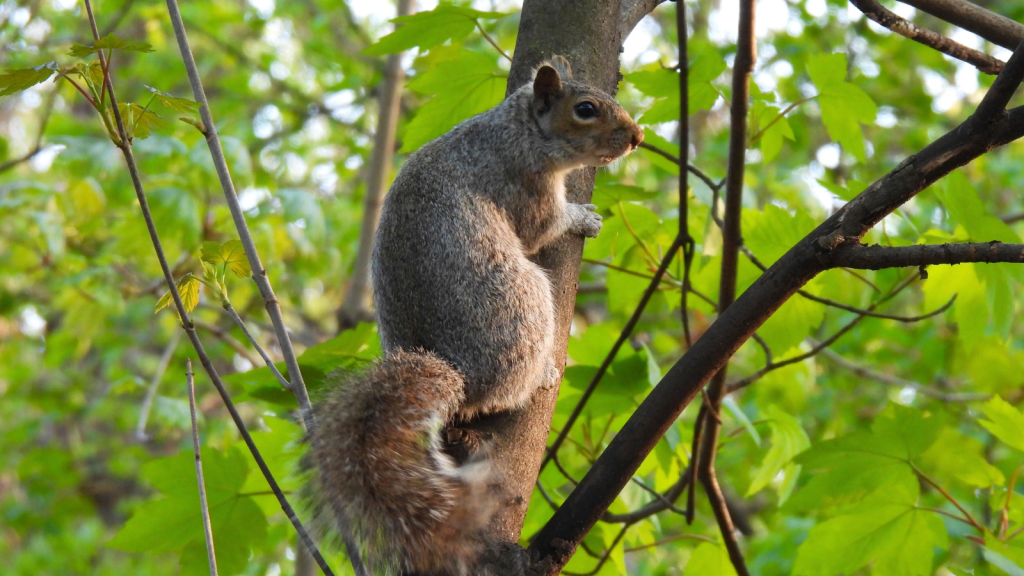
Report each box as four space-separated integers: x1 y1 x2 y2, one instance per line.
530 55 643 168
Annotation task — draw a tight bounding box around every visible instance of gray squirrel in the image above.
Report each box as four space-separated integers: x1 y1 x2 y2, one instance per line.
309 56 643 575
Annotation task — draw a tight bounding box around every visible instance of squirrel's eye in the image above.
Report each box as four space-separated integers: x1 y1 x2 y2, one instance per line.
573 101 598 119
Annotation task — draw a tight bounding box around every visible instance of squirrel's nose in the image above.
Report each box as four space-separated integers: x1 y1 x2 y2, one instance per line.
630 126 644 150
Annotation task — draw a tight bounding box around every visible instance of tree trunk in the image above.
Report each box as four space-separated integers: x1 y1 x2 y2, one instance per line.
458 0 657 571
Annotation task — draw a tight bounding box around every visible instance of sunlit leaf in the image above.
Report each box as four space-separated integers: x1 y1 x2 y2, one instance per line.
363 4 508 55
0 62 58 96
68 33 154 57
154 273 200 315
144 85 201 113
201 239 251 278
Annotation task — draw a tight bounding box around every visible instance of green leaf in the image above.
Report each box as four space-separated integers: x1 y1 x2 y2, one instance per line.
793 475 947 576
201 239 252 278
791 404 942 511
401 50 506 151
108 448 267 575
985 534 1024 576
747 407 810 496
935 170 1021 244
918 426 1005 488
592 183 659 205
155 273 201 315
144 85 201 113
363 4 508 55
0 62 58 96
807 53 877 161
627 51 725 124
68 33 154 57
755 103 795 163
687 542 739 576
979 396 1024 452
119 102 164 140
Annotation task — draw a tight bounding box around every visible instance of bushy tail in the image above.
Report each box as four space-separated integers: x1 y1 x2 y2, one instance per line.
309 349 494 575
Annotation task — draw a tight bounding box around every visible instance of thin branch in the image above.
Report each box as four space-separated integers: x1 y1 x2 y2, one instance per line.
850 0 1003 75
814 345 989 402
561 523 632 576
193 318 260 368
187 359 219 576
693 0 757 569
218 305 290 390
727 273 944 392
80 2 342 573
136 331 182 441
602 469 691 524
830 241 1024 269
1001 212 1024 225
896 0 1024 51
974 37 1024 121
540 236 683 474
677 0 694 349
582 258 680 286
625 532 717 552
162 0 318 432
637 141 723 191
744 244 949 322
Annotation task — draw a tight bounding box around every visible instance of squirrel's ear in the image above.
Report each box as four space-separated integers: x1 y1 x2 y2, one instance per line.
549 55 573 80
533 65 562 104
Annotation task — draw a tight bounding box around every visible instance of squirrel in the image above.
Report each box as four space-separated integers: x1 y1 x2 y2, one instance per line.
309 55 643 575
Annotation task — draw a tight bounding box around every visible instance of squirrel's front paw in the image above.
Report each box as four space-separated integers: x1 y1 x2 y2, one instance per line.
569 203 603 238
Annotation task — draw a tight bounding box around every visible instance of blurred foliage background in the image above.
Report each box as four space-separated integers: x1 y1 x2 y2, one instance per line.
2 0 1024 574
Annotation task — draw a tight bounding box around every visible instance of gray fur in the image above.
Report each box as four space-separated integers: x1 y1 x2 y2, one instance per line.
313 57 642 575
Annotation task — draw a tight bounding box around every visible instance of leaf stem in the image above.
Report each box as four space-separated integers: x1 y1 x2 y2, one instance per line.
913 464 984 532
747 94 817 145
476 20 512 62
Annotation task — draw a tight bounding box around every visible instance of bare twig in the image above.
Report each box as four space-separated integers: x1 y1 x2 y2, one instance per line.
192 318 260 368
187 359 219 576
136 331 182 441
851 0 1003 74
814 345 989 402
637 141 723 191
561 523 633 576
80 2 344 573
743 244 949 322
219 305 290 391
677 0 694 348
162 0 318 432
693 0 757 569
624 532 716 552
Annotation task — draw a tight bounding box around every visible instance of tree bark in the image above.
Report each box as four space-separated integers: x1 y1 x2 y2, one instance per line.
456 0 657 570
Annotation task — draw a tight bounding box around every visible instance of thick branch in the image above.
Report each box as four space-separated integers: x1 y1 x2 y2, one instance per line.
528 42 1024 572
830 241 1024 268
851 0 1003 74
897 0 1024 51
